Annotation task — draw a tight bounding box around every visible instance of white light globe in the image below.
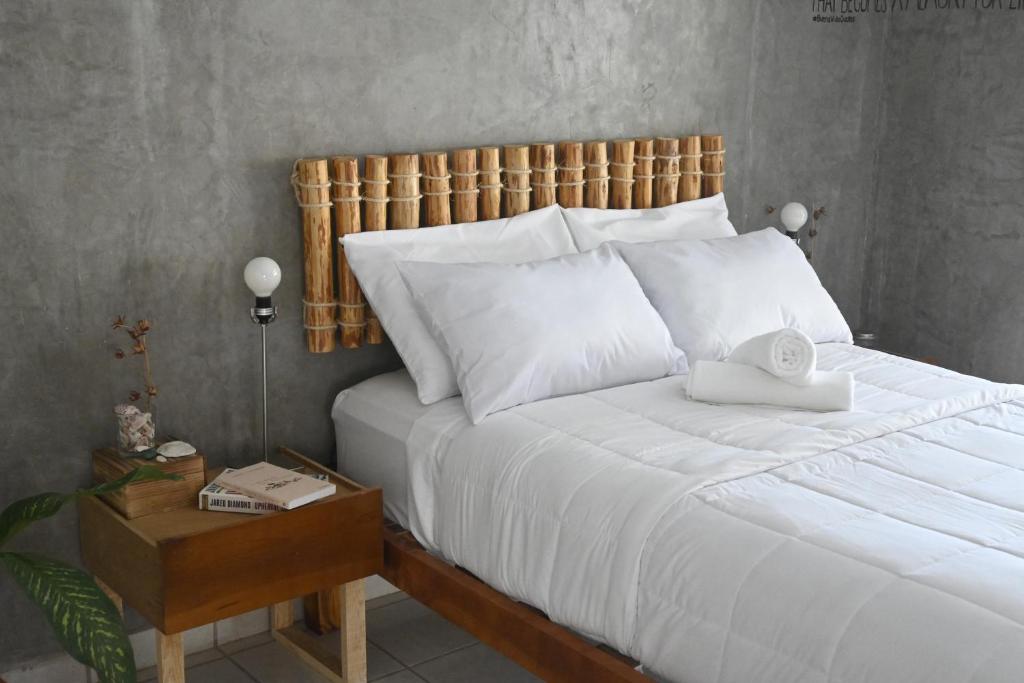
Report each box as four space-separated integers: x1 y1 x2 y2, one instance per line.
780 202 809 234
244 257 282 297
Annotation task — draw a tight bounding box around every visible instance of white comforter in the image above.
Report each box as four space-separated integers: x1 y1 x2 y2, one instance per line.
403 344 1024 683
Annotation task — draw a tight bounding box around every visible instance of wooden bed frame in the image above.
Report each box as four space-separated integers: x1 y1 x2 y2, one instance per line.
294 133 726 681
381 522 650 682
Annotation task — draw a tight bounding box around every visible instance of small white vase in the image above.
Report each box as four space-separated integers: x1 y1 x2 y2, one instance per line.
114 404 155 452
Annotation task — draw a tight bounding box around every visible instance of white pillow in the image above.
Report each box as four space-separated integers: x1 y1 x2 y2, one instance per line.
343 205 576 405
561 193 737 252
614 228 853 363
397 245 686 424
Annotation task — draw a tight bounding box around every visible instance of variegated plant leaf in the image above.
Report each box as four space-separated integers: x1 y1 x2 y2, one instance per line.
0 493 66 549
0 464 177 548
0 552 135 683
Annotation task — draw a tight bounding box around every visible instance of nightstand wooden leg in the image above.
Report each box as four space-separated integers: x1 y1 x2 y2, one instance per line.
271 599 294 629
155 630 184 683
271 581 367 682
339 579 367 683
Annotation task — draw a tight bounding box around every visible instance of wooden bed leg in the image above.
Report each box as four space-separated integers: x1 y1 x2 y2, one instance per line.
271 600 294 629
339 579 367 683
155 630 184 683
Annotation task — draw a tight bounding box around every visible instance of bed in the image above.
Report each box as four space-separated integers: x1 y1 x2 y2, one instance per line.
296 135 1023 681
335 343 1024 682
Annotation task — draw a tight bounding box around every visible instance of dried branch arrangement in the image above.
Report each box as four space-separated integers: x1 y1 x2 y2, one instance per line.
112 316 157 412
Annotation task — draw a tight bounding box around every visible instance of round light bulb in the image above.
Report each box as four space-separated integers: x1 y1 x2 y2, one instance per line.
780 202 809 234
244 257 281 298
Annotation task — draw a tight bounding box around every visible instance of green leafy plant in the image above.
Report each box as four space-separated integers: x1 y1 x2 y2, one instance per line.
0 466 179 683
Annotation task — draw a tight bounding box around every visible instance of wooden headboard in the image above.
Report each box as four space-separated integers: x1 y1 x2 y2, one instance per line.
292 135 725 352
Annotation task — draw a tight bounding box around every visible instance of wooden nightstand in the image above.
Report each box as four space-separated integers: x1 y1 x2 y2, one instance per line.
79 447 382 683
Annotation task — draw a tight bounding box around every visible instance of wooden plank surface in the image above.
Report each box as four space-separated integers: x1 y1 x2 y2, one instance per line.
79 496 165 627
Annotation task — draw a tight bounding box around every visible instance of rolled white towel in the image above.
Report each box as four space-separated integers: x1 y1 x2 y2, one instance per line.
687 360 854 412
727 328 817 386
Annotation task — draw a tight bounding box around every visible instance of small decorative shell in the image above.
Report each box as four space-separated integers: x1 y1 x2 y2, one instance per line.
157 441 197 458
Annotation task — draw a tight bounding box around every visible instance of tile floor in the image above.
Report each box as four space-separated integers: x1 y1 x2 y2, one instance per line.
137 592 540 683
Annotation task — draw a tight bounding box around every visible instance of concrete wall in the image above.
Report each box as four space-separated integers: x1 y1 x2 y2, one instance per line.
866 10 1024 382
0 0 885 668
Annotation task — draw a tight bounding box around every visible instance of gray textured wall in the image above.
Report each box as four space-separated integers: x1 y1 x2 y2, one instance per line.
0 0 884 669
866 11 1024 382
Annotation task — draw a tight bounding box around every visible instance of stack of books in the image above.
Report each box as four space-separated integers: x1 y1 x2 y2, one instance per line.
199 462 335 514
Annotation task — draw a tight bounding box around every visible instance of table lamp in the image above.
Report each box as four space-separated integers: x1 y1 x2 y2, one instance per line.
244 257 281 462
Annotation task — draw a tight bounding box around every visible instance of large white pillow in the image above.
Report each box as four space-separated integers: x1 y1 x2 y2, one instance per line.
397 245 686 424
343 205 576 405
614 227 853 363
561 193 737 252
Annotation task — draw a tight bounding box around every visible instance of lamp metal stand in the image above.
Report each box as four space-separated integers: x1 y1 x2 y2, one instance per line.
250 300 277 462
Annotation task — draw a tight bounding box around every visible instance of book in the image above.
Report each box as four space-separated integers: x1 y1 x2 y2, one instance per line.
214 462 336 510
199 468 331 514
198 470 282 514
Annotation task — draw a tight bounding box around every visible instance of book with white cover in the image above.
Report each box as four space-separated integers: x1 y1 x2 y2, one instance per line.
199 468 331 514
215 462 336 510
198 469 282 514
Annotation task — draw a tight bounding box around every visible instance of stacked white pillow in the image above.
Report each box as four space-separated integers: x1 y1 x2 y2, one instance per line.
344 197 853 424
343 205 576 405
614 228 853 363
561 192 736 251
397 245 686 424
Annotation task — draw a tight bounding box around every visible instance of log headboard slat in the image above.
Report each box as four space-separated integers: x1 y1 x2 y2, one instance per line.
633 138 655 209
294 134 725 351
609 140 635 210
530 144 557 210
584 141 610 209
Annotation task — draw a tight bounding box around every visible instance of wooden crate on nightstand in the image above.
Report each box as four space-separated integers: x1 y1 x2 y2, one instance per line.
92 447 206 519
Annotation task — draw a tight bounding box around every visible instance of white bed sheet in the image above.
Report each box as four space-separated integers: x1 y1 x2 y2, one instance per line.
332 369 427 528
398 343 1024 683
